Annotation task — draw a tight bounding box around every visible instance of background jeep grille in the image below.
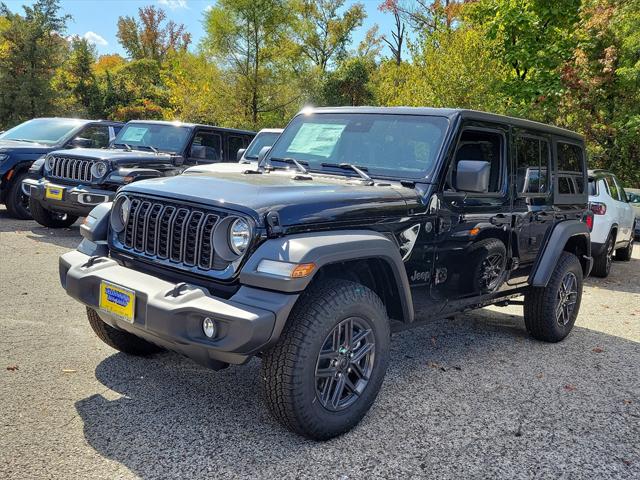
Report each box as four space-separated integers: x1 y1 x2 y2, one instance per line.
48 155 94 182
117 196 226 272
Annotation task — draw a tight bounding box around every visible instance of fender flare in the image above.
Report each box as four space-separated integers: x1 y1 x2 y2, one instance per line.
240 230 414 322
529 220 591 287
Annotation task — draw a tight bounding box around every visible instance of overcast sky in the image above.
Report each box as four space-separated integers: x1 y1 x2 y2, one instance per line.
2 0 394 58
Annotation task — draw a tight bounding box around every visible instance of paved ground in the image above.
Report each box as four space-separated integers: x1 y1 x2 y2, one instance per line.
0 206 638 479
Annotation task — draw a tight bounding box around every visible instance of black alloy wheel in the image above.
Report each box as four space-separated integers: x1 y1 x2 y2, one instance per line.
555 271 578 327
315 317 376 412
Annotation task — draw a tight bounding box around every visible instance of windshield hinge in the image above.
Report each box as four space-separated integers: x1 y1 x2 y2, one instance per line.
266 211 283 237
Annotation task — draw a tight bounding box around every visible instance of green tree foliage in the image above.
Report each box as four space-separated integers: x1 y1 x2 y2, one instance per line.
117 5 191 62
203 0 300 127
294 0 365 73
321 56 375 106
0 0 69 127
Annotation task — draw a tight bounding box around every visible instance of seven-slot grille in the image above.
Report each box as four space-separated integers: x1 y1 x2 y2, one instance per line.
117 196 223 271
48 155 94 182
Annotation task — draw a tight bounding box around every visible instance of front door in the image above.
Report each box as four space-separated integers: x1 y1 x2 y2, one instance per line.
430 123 513 310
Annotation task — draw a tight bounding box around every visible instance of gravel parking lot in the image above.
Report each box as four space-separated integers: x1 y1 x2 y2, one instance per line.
1 206 638 480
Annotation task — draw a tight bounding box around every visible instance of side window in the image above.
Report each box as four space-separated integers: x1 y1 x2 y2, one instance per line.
77 125 110 148
614 177 628 203
556 142 585 194
515 135 550 195
189 131 222 163
227 135 245 162
605 176 621 201
452 129 505 194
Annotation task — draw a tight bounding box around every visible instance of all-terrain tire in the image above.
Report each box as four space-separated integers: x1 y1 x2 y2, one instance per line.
29 197 78 228
261 279 390 440
4 171 31 219
615 236 634 261
86 307 162 355
523 252 583 342
591 233 614 277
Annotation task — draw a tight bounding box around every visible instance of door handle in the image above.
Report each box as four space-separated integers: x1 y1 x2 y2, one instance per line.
490 214 510 226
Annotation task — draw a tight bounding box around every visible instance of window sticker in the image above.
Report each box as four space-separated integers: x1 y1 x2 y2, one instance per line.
121 127 148 142
287 123 346 158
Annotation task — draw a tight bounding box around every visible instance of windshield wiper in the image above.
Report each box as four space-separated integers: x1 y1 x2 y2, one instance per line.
113 143 132 151
270 157 310 174
137 145 159 153
11 138 37 143
321 162 373 184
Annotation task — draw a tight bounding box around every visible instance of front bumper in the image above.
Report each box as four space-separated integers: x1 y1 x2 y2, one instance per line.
23 177 116 217
59 250 299 368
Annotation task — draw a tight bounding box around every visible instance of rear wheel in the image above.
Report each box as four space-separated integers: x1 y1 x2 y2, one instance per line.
615 236 634 261
29 197 78 228
591 233 614 277
523 252 583 342
4 171 31 219
86 308 162 355
262 279 390 440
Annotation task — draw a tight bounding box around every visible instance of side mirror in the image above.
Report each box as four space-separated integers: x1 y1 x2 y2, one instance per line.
455 160 490 193
257 146 271 165
69 137 93 148
236 148 246 162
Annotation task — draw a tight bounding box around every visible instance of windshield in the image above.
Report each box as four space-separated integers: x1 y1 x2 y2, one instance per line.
267 113 449 180
0 118 84 145
244 131 281 159
113 123 191 153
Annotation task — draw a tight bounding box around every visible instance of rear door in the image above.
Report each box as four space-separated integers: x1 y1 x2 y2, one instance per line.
509 130 554 283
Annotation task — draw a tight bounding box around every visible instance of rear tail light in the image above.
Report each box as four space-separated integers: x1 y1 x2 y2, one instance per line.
583 211 594 231
589 202 606 215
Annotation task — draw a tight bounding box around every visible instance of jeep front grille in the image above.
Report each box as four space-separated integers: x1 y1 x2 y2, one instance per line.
116 196 226 272
49 155 94 182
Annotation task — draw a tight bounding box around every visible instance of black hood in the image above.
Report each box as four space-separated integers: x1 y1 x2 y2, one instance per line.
121 169 424 227
0 139 53 155
55 147 176 167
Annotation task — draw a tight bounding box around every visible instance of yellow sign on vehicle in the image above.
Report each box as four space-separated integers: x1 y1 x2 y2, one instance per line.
45 186 64 200
99 281 135 323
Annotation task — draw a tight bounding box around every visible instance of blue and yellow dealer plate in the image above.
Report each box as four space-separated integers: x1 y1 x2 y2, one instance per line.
99 281 135 323
45 186 64 200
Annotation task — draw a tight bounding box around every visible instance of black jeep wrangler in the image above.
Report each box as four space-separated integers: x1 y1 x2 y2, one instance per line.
24 120 255 228
59 107 593 440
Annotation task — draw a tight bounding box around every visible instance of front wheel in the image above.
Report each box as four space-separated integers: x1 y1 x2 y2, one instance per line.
4 171 31 219
29 197 78 228
262 279 390 440
523 252 583 342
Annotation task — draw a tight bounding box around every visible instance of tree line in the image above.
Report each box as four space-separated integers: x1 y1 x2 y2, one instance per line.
0 0 638 185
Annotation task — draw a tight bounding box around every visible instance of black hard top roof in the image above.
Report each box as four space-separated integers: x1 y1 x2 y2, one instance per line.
127 119 255 135
305 107 583 141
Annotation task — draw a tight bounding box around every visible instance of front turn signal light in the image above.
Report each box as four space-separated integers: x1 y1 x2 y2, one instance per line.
291 263 316 278
257 259 316 278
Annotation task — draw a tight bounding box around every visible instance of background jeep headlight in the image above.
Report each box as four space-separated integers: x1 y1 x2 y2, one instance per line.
91 161 108 179
110 195 130 233
44 156 55 171
0 153 9 163
229 218 250 255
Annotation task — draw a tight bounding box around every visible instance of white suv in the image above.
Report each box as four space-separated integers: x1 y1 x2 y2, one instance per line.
588 170 635 277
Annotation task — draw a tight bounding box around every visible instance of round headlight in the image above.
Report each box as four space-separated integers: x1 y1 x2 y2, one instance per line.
111 195 130 233
44 156 55 171
91 161 108 179
229 218 251 255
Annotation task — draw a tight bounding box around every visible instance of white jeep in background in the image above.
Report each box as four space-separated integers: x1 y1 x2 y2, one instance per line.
588 170 635 277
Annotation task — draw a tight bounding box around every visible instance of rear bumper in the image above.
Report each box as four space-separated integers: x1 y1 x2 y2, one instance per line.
23 177 115 217
59 250 299 368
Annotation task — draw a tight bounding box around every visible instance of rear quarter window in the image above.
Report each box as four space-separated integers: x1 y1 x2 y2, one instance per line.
553 139 587 204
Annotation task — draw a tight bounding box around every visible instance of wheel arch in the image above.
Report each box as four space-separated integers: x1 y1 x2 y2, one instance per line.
240 230 414 323
529 220 592 287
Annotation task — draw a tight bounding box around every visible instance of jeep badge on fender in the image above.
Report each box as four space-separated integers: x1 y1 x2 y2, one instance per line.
58 107 592 440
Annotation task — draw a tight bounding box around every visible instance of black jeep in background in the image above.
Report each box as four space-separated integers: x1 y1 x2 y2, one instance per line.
59 107 592 440
0 118 123 219
24 120 255 228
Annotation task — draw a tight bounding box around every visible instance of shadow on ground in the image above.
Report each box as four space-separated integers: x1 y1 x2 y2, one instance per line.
75 309 639 479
